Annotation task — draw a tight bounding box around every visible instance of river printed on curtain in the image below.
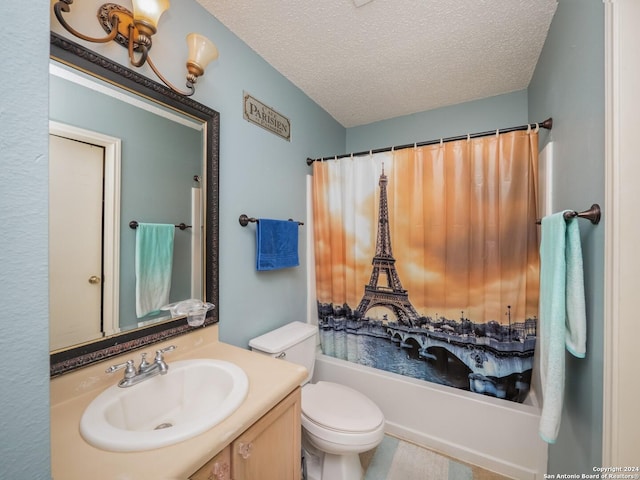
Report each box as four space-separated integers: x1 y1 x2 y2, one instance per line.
312 131 539 403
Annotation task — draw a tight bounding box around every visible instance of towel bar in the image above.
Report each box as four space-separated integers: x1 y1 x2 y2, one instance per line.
129 221 192 230
536 204 601 225
238 214 304 227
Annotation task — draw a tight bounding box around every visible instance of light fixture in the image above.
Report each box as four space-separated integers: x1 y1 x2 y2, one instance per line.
53 0 219 96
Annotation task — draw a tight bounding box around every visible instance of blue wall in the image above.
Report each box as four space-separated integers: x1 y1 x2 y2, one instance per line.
346 89 528 152
0 1 51 479
528 0 605 472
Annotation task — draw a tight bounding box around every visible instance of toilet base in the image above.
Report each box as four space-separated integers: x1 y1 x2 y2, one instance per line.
302 446 364 480
323 451 363 480
303 447 322 480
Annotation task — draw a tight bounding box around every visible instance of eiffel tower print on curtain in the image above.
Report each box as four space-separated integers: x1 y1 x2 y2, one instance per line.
355 166 420 326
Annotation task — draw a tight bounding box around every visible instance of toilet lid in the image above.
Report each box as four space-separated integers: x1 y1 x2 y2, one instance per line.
302 381 384 433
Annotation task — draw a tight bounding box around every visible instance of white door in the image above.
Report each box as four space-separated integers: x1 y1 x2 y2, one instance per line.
603 0 640 464
49 134 104 350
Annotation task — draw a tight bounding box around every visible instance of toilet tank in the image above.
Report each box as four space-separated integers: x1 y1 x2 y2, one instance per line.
249 321 318 385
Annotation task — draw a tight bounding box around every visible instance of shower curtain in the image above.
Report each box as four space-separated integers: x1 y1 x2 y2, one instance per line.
312 130 539 403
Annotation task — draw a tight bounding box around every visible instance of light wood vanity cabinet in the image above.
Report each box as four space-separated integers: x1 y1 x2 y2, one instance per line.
190 388 301 480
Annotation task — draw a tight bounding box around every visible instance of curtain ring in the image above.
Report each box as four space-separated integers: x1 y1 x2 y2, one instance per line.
496 129 500 138
467 133 471 142
527 123 532 134
534 123 540 134
440 138 444 146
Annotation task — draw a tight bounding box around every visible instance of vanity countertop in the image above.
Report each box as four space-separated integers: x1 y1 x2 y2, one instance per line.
50 325 307 480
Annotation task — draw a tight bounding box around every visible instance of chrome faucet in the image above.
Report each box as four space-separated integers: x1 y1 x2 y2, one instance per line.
106 345 176 388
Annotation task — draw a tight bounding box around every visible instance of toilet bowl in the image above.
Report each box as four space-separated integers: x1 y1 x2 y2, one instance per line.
301 381 385 480
249 322 385 480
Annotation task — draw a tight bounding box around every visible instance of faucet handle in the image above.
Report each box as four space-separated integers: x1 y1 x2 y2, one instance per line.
154 345 176 374
106 360 136 379
155 345 176 360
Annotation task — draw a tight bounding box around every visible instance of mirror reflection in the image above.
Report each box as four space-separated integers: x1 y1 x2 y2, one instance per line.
48 41 213 355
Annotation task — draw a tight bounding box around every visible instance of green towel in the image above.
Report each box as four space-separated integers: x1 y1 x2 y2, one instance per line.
135 223 175 318
538 212 586 444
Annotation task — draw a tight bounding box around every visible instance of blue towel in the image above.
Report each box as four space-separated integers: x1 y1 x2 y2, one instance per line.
256 219 299 271
538 212 587 444
135 223 175 318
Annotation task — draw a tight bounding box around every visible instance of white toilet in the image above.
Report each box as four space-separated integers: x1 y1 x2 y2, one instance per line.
249 321 385 480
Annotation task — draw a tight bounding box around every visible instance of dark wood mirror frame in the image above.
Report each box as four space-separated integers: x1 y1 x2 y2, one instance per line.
49 32 219 377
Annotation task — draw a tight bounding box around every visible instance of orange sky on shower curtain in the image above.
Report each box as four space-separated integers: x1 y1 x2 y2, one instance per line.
312 131 540 325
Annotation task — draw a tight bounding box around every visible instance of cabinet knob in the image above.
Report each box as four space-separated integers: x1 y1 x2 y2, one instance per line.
238 441 253 459
88 275 101 284
209 461 229 480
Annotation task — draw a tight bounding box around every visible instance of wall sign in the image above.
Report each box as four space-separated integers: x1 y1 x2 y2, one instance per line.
243 92 291 141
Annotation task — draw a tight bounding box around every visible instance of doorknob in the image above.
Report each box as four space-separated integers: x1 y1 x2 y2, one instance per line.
88 275 101 285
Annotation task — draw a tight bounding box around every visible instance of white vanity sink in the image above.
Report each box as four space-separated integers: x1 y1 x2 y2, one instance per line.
80 359 249 452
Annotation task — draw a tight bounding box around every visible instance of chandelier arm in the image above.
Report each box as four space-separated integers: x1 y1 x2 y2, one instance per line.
54 0 120 44
146 55 195 97
127 24 149 68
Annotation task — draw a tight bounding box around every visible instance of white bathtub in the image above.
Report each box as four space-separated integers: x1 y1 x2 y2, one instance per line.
313 352 548 479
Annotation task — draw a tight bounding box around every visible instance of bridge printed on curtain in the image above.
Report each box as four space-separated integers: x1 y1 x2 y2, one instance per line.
312 131 540 403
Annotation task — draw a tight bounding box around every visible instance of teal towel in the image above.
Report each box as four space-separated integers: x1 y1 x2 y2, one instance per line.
256 219 299 271
538 212 587 444
135 223 175 318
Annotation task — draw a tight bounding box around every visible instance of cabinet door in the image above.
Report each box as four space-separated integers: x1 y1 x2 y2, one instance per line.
232 388 301 480
190 445 231 480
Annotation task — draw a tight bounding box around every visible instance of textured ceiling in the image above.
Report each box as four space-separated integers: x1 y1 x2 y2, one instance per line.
196 0 557 127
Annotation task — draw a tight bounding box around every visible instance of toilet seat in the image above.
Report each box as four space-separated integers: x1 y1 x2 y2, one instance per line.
302 381 384 433
302 382 384 444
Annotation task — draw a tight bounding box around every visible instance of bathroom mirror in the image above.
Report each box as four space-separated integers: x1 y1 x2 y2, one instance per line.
49 32 219 376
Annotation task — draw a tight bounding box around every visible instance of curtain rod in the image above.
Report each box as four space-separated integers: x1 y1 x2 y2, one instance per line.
306 117 553 166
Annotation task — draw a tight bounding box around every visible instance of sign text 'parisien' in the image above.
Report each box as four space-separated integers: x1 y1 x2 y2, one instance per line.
243 92 291 141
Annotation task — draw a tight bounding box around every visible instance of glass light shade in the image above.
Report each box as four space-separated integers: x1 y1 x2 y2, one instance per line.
131 0 170 30
186 33 219 71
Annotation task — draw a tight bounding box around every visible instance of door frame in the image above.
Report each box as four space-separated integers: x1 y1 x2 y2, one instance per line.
603 0 640 464
49 121 122 337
